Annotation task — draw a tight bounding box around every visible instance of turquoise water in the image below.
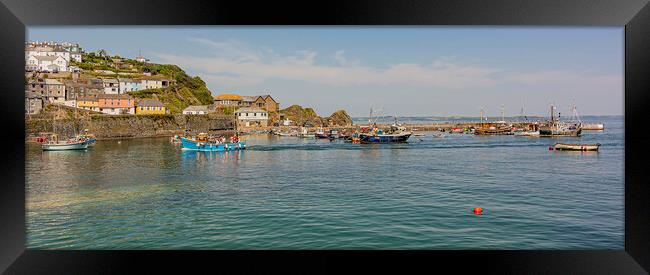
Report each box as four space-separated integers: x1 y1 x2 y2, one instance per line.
26 116 624 249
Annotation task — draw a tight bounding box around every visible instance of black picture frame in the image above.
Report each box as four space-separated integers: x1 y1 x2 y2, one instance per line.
1 0 648 273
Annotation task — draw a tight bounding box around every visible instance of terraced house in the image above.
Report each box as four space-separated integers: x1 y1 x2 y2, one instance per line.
25 91 43 115
98 94 135 115
136 99 166 115
214 93 280 113
118 78 143 93
101 78 120 94
63 78 104 101
26 78 66 104
76 96 99 112
141 78 170 89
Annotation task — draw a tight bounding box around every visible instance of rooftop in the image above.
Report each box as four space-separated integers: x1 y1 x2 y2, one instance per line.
101 78 119 84
77 96 98 101
183 105 211 112
241 96 259 102
136 98 165 107
97 94 132 100
25 91 41 98
117 78 140 83
33 55 64 61
214 93 242 101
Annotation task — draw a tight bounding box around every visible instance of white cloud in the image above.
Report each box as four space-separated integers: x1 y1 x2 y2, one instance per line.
151 38 622 92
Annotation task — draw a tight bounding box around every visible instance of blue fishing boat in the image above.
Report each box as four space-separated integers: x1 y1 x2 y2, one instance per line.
76 133 97 146
180 133 246 152
359 124 412 143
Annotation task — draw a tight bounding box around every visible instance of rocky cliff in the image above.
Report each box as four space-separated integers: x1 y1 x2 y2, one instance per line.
325 109 353 126
279 105 352 127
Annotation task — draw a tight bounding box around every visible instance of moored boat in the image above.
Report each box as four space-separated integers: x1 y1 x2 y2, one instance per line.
582 123 605 130
474 124 513 135
42 141 89 151
359 124 411 143
41 134 89 151
553 143 601 151
328 129 340 139
539 104 582 137
315 128 329 139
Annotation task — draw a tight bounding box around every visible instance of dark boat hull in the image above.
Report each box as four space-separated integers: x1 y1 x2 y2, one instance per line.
359 133 411 143
539 128 582 137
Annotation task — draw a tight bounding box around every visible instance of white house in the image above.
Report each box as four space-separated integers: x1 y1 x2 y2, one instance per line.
182 105 210 115
25 45 71 64
235 107 268 128
101 78 120 94
141 78 170 89
27 55 68 72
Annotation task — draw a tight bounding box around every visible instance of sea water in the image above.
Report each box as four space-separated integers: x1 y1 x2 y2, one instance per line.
26 116 623 249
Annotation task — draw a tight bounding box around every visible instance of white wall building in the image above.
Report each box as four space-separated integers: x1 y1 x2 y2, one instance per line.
141 78 170 89
182 105 210 115
235 107 269 127
101 78 120 94
27 55 68 72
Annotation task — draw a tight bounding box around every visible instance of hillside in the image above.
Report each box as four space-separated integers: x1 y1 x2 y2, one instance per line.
125 64 214 114
70 52 214 114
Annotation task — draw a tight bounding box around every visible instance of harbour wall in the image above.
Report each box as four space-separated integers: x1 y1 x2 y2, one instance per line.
26 114 236 140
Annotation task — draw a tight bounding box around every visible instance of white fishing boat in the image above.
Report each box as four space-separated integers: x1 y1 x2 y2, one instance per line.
299 127 315 138
42 134 88 151
539 104 582 137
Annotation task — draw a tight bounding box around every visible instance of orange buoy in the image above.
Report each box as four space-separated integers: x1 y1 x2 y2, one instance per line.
473 207 483 215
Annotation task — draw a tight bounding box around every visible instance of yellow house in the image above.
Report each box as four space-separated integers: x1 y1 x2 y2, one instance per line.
76 96 99 112
136 98 166 115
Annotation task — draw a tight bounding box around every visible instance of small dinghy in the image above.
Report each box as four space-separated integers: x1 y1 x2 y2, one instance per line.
553 143 601 151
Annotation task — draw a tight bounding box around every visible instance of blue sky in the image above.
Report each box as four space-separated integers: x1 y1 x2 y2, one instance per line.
28 27 623 117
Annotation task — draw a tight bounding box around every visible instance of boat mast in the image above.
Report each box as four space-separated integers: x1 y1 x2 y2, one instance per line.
501 105 505 122
550 103 555 123
571 103 582 124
